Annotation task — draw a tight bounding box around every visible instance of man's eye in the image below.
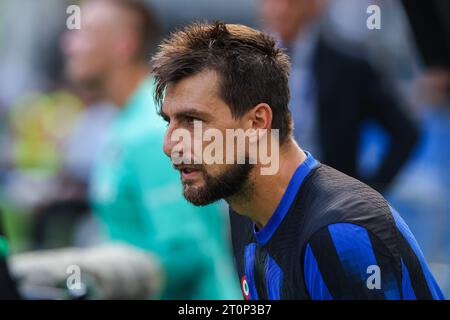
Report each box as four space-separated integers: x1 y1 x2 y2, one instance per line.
185 116 199 125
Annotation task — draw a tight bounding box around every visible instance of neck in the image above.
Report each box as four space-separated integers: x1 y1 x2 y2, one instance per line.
227 139 306 229
103 63 149 107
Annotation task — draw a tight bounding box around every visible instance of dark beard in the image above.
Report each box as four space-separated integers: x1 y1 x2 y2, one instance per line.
182 163 254 206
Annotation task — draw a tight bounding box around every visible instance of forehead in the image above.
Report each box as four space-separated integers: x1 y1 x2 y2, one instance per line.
81 1 129 32
162 70 231 117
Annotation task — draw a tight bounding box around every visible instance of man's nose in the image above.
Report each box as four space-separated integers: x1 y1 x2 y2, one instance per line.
163 127 176 159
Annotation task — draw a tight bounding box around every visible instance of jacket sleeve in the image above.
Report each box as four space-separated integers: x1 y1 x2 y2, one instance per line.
361 62 419 192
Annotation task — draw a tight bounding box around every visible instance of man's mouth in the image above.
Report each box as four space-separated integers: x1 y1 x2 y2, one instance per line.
174 164 203 180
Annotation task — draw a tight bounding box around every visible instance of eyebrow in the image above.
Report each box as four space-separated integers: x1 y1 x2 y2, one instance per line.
161 107 211 122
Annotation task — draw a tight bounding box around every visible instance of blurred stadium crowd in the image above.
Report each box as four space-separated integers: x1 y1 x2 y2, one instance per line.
0 0 449 299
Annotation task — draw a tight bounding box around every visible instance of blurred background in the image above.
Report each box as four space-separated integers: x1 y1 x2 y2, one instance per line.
0 0 449 299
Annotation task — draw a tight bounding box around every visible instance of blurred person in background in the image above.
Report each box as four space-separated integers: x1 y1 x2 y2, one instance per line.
25 88 117 250
387 68 450 296
316 0 450 297
0 0 113 251
258 0 419 192
2 90 89 250
12 0 240 299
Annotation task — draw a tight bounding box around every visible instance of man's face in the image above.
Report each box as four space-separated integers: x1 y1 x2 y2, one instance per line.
161 70 254 206
62 1 135 88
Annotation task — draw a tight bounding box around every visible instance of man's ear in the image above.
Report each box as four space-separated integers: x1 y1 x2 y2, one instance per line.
248 103 273 131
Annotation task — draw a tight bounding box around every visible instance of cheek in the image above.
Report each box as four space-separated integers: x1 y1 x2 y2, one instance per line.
202 163 228 180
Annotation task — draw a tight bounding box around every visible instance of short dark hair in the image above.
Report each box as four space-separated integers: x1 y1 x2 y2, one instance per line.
151 21 293 143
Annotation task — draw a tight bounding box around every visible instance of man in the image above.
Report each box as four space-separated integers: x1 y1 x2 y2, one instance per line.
152 21 444 299
59 0 239 299
259 0 419 192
